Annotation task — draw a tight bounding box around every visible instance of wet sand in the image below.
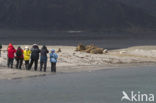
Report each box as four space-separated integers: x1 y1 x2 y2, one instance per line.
0 68 51 80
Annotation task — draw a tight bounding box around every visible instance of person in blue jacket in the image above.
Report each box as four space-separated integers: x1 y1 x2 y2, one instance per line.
50 49 58 72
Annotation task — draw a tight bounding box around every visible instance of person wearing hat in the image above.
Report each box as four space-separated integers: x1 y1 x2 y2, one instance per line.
29 44 41 71
50 49 58 72
24 46 31 70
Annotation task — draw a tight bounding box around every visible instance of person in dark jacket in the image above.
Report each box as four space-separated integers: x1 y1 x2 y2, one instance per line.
16 46 24 69
0 44 2 57
28 44 40 71
40 45 49 72
7 43 16 68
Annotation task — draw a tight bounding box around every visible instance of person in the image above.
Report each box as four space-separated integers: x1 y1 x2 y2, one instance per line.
15 46 24 69
7 43 16 68
0 44 2 57
24 46 31 70
29 44 40 71
40 45 49 72
50 49 58 72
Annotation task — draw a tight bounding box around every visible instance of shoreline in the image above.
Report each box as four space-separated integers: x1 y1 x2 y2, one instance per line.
1 63 156 80
1 45 156 80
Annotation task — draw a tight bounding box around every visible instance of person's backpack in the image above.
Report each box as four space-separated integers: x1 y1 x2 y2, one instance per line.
31 48 40 59
16 49 22 57
50 53 58 63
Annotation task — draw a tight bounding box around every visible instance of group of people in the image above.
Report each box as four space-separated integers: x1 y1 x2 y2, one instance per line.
7 43 58 72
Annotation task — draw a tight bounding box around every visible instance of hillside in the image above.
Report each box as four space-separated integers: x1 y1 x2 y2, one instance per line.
0 0 156 31
116 0 156 16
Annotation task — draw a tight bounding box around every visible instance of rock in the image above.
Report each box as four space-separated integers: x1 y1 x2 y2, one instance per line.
103 49 108 53
120 51 126 54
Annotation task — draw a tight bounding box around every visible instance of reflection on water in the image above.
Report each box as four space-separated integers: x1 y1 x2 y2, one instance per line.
0 66 156 103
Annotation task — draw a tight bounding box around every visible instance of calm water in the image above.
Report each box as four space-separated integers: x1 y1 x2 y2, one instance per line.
0 66 156 103
1 30 156 49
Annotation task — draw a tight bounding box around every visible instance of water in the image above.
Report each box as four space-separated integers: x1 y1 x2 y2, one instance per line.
1 29 156 49
0 66 156 103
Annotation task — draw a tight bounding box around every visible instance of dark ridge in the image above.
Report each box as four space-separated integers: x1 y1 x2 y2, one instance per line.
0 0 156 31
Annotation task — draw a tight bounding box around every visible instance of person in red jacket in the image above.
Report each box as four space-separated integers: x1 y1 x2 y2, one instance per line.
7 43 16 68
16 46 24 69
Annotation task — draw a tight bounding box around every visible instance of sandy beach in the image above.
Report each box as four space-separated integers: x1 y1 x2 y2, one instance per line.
1 45 156 80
